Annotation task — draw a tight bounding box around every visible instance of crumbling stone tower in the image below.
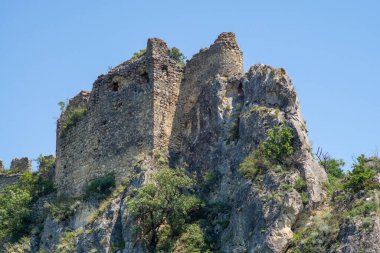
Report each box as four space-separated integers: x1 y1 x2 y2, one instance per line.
55 39 182 196
10 157 32 173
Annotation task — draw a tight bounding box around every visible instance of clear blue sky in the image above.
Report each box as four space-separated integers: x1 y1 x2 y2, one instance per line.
1 1 379 170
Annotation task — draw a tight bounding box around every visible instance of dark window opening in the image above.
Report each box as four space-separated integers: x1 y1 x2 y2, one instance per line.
161 64 168 73
238 82 244 96
110 81 119 91
140 72 150 83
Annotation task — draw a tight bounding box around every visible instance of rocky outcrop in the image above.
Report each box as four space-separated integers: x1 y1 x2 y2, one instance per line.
11 32 380 253
46 32 328 253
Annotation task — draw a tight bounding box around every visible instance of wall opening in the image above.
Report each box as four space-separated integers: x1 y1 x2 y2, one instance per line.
238 82 244 96
140 72 150 83
109 81 119 92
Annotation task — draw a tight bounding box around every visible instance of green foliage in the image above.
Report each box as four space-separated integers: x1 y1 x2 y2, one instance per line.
321 158 345 179
299 191 310 205
360 217 374 231
169 47 186 66
19 171 55 199
57 229 84 253
346 200 377 217
262 125 294 163
0 171 55 242
173 224 208 253
295 177 307 192
36 154 55 177
44 197 81 222
85 173 116 198
126 167 204 251
58 101 66 112
344 154 378 192
130 49 146 61
0 186 32 242
3 236 31 253
239 125 294 180
291 211 339 253
60 106 87 135
201 171 218 193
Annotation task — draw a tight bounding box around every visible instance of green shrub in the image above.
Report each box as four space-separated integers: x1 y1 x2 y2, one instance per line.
360 217 374 231
36 154 55 177
126 167 203 250
300 191 310 205
262 125 294 163
19 171 55 199
169 47 186 66
3 236 31 252
44 197 81 222
295 177 307 192
173 224 208 253
85 173 116 198
291 212 339 253
320 158 345 179
58 101 66 112
344 155 378 192
239 125 294 180
0 186 32 242
346 201 377 217
57 229 84 253
0 170 56 242
130 49 146 61
60 107 87 134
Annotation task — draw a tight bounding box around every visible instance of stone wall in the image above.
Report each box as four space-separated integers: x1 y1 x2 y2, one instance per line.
10 157 32 173
55 38 182 196
0 174 20 190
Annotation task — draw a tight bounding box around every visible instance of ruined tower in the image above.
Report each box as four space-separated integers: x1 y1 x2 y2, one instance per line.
55 39 182 196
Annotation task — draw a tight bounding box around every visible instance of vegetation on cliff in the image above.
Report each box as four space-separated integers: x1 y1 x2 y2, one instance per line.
290 155 380 253
126 167 208 252
0 171 55 243
239 125 294 179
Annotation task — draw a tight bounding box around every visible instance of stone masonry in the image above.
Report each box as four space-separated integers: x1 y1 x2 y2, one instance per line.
55 38 183 196
10 157 32 173
0 174 20 190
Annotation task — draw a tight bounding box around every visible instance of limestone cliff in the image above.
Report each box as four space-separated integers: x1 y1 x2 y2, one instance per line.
1 33 378 253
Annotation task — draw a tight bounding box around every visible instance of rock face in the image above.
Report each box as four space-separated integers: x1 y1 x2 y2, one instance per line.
168 35 327 252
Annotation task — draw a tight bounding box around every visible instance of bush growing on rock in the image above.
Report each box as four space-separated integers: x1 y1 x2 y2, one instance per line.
130 49 146 61
85 173 116 198
169 47 186 66
239 125 294 179
60 106 87 135
344 154 378 192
